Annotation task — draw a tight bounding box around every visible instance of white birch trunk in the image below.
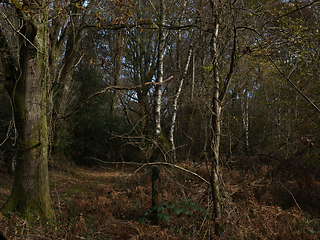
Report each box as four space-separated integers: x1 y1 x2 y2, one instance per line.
169 47 192 162
154 0 166 137
191 47 195 102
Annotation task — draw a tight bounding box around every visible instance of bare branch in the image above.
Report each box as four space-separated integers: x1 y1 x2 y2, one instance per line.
281 182 302 211
86 157 141 165
0 120 13 147
134 162 211 186
81 21 195 31
219 25 237 103
60 76 173 120
263 0 320 28
87 157 210 185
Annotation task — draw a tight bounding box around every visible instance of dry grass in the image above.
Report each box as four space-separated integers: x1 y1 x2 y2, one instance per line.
0 160 320 239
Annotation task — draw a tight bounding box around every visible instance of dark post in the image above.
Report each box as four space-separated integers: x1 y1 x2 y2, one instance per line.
151 166 160 223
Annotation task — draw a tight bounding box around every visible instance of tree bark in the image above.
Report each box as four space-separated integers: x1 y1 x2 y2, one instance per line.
154 0 166 138
208 1 223 235
1 0 97 220
210 18 222 222
1 3 54 219
153 0 169 161
169 47 192 163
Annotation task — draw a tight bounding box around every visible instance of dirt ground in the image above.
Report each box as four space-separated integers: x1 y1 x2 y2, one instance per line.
0 161 320 239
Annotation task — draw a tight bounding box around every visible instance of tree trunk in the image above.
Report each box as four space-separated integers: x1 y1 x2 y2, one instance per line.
153 0 169 161
209 8 222 235
191 46 195 102
241 94 250 150
2 8 54 219
169 47 192 163
168 1 188 163
154 0 166 138
208 2 237 235
110 30 124 117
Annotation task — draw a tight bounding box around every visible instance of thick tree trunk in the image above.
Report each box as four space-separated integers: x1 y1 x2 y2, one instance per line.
1 7 54 219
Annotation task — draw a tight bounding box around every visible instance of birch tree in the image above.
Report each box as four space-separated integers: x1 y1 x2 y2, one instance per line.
169 47 192 162
154 0 166 140
152 0 170 162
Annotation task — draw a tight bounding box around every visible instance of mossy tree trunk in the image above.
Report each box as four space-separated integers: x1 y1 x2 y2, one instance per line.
0 0 97 219
1 2 54 219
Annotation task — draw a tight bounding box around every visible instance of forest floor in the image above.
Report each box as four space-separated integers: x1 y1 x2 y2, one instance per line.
0 158 320 239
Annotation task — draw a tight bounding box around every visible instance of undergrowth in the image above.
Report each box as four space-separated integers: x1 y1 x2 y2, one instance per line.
0 158 320 239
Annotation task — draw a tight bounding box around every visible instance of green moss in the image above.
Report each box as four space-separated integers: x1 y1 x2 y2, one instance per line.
158 131 170 154
1 185 54 221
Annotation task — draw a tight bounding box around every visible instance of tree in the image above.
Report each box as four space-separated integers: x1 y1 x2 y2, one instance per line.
195 1 238 234
169 47 192 163
154 0 168 158
1 0 54 219
0 0 100 219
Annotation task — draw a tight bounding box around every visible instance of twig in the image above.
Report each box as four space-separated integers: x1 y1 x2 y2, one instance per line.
0 120 13 147
86 157 141 165
72 53 85 70
134 162 211 186
281 182 302 211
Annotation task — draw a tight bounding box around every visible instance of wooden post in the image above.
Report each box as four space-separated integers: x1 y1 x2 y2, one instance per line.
151 166 160 223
